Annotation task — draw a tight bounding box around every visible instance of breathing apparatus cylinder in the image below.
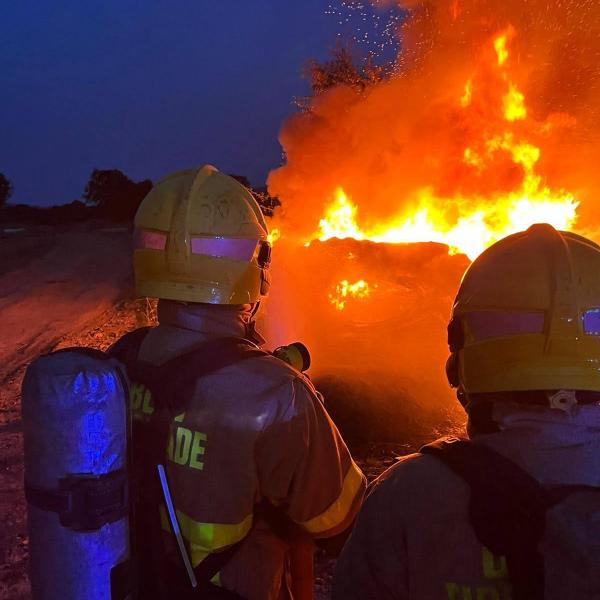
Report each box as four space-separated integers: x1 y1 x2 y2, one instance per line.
21 350 130 600
273 342 311 372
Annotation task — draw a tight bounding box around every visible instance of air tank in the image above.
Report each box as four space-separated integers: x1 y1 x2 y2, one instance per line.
22 349 131 600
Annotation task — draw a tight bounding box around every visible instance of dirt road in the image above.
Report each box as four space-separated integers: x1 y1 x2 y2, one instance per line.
0 226 133 380
0 225 136 599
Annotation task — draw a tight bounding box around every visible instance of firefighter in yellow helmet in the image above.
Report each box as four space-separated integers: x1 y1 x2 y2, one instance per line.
111 165 365 600
333 224 600 600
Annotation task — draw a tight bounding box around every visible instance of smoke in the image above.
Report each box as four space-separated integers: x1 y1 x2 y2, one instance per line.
268 0 600 239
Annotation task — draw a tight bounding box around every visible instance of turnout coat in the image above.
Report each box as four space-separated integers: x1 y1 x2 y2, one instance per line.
121 300 365 600
332 402 600 600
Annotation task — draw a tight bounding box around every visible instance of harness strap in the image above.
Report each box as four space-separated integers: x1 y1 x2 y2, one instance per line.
130 337 265 414
421 437 548 600
109 327 153 365
25 470 128 531
418 440 600 598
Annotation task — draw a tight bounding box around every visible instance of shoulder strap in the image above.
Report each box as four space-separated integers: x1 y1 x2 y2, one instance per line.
159 337 264 380
421 437 549 600
130 337 266 413
108 326 153 365
110 329 266 407
422 438 551 521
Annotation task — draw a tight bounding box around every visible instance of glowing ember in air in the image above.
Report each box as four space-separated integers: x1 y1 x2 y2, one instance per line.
312 29 579 261
329 279 370 311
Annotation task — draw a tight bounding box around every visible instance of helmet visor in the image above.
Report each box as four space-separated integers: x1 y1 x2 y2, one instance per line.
465 311 545 342
582 308 600 335
190 237 259 261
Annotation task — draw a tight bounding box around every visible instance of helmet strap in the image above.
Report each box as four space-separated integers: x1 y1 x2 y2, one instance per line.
245 305 266 346
466 402 501 437
446 353 460 388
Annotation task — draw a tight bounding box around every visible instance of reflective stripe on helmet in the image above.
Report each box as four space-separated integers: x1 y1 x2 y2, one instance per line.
463 308 600 341
134 229 168 251
465 311 545 342
297 461 364 536
160 506 252 568
582 308 600 335
190 236 258 261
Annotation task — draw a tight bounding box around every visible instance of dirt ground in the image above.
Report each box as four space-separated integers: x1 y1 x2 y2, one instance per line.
0 225 461 599
0 225 138 599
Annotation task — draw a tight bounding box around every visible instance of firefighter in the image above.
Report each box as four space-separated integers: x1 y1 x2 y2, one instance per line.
113 165 365 600
332 224 600 599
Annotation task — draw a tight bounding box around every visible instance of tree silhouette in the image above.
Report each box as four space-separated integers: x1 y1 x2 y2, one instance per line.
295 44 392 111
229 174 281 218
229 174 252 189
310 45 390 93
83 169 152 221
0 173 12 208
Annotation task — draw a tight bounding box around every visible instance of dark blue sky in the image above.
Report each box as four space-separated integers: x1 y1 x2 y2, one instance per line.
1 1 353 206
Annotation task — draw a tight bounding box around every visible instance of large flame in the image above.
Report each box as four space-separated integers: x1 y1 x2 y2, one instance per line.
314 31 579 261
269 1 600 262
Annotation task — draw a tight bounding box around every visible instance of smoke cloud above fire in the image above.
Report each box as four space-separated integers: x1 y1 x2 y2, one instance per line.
268 0 600 251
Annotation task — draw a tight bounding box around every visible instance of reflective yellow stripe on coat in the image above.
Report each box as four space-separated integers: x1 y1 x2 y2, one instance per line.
160 506 253 567
298 461 364 536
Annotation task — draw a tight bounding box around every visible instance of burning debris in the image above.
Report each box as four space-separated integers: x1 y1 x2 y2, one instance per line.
329 278 371 310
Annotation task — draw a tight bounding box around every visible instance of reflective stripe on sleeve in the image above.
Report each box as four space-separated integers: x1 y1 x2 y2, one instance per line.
160 506 253 567
297 461 365 535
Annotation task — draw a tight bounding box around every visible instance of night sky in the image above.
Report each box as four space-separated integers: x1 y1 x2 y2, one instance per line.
1 1 355 206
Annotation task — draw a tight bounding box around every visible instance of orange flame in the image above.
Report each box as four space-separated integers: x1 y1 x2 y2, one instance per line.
329 279 370 310
268 228 281 245
503 83 527 121
311 30 579 260
494 32 510 67
460 79 473 108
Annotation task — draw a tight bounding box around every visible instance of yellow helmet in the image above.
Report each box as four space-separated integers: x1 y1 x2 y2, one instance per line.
447 224 600 395
133 165 271 304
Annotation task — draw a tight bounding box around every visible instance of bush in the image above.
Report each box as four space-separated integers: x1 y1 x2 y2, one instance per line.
0 201 97 225
229 175 281 218
0 173 12 209
83 169 152 221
